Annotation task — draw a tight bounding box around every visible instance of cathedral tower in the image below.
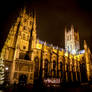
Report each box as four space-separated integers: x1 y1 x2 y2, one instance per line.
1 8 34 60
31 11 37 49
65 25 80 54
0 8 36 84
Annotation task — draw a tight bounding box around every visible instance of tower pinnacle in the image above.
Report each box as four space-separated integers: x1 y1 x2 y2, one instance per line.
33 11 36 32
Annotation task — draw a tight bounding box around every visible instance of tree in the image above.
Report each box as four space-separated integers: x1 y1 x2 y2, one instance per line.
0 58 5 85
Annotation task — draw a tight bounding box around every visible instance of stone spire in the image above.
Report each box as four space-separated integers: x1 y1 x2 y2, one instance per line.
33 11 36 32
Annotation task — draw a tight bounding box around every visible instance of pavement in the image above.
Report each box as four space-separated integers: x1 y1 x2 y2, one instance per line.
1 82 92 92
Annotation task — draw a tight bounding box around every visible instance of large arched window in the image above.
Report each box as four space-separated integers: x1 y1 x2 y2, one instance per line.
80 62 87 82
60 62 62 71
44 59 48 78
53 60 56 70
53 60 56 77
34 57 39 79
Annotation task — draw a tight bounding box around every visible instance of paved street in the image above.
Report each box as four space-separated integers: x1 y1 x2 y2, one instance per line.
1 83 92 92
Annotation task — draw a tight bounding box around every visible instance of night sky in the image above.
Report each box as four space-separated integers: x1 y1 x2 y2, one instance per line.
0 0 92 52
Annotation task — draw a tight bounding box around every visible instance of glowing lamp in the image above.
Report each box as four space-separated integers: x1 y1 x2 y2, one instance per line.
5 67 8 71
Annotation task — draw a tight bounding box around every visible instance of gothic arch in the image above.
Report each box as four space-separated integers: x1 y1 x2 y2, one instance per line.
44 59 48 68
34 56 39 63
53 60 56 70
44 59 49 78
80 62 87 82
60 61 63 71
19 74 27 85
34 56 39 79
53 60 56 77
24 51 30 60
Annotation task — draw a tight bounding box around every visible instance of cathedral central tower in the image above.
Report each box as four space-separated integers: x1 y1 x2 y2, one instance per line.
65 25 80 54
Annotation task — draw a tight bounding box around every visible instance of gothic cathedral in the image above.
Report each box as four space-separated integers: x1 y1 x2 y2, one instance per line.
0 8 92 84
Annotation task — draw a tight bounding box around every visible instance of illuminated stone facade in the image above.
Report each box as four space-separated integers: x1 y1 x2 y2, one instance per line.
0 8 92 84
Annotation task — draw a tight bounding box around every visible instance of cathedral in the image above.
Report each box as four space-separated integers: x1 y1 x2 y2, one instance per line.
0 8 92 85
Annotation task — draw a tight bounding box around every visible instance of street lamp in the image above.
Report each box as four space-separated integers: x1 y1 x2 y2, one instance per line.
5 67 8 71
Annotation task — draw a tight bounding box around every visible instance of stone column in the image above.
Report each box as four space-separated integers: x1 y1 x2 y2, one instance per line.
65 56 68 82
78 61 81 82
84 40 91 81
42 59 45 78
85 53 91 81
74 58 78 81
70 57 73 82
10 60 15 84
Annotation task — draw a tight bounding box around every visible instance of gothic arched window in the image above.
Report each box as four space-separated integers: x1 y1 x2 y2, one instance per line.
34 57 39 79
60 62 62 71
23 33 25 40
53 60 56 70
24 52 30 60
53 60 56 69
53 60 56 77
44 59 48 78
80 62 87 82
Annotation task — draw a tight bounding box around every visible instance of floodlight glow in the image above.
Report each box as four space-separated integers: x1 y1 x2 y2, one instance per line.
71 50 76 54
79 50 85 54
5 67 8 70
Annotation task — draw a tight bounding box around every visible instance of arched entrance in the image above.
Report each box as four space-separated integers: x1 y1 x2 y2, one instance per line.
19 74 27 85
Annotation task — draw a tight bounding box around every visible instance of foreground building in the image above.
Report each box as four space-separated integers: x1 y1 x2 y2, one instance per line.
0 8 92 84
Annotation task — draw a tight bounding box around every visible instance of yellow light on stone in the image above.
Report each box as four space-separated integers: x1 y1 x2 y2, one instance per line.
65 52 68 57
